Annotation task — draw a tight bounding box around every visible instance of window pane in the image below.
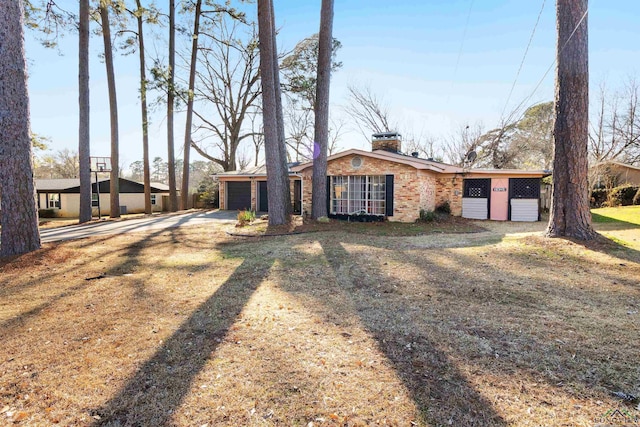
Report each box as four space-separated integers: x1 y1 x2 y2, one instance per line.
330 175 386 216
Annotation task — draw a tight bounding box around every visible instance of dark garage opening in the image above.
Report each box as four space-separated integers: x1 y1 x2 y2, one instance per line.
258 181 268 212
227 181 251 211
259 180 302 214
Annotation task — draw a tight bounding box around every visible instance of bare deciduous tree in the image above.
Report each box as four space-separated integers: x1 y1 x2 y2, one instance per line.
443 123 485 166
344 83 396 142
590 78 640 166
189 18 261 172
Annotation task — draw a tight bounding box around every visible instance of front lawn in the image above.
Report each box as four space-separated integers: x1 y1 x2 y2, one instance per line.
1 220 639 426
592 205 640 225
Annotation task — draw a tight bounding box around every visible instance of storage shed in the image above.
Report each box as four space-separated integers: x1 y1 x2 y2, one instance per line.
461 173 544 222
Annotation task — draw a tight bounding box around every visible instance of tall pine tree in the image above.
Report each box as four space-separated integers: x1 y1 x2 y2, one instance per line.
0 0 41 256
546 0 597 240
258 0 291 225
311 0 335 219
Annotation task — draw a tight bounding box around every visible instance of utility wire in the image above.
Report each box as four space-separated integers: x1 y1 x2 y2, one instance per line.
446 0 475 105
500 0 547 121
504 6 589 125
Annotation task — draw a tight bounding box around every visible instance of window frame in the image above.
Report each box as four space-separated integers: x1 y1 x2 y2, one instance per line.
150 194 157 206
47 193 61 209
330 175 386 216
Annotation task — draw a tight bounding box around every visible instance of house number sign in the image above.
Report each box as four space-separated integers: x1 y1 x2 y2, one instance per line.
493 187 507 192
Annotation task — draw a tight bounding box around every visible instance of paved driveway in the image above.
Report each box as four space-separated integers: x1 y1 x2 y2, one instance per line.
40 210 237 243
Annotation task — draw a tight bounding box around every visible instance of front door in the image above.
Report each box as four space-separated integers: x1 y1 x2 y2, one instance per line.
258 181 268 212
490 178 509 221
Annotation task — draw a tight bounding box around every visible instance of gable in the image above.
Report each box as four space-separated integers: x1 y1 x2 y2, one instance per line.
323 153 422 178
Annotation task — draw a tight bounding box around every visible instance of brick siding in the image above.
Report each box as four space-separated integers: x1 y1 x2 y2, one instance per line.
299 154 459 222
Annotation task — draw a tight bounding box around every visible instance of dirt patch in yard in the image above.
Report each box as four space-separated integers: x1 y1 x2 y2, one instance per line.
1 220 639 426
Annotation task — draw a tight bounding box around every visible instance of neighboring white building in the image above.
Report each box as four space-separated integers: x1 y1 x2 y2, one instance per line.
35 178 171 217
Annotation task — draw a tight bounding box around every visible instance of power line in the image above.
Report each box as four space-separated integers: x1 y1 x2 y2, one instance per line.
500 0 547 121
446 0 475 105
504 6 589 125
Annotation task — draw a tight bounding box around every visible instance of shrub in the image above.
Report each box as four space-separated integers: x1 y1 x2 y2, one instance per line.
418 208 436 222
591 185 639 208
236 209 255 227
605 185 638 207
196 181 219 208
38 209 56 218
435 201 451 214
590 188 608 208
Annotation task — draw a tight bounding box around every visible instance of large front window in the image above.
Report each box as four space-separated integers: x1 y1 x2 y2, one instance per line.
331 175 385 215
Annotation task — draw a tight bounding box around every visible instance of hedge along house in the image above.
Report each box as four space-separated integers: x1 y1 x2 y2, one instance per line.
219 133 549 222
35 178 170 217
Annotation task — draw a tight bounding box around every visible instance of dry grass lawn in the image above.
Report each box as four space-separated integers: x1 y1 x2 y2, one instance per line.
1 215 639 426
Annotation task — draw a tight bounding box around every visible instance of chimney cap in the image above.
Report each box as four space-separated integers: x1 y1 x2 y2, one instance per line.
372 131 402 140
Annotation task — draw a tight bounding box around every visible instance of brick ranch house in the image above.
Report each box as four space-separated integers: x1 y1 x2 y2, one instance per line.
216 133 549 222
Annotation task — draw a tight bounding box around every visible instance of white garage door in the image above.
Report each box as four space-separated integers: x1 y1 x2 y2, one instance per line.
510 199 538 221
462 198 488 220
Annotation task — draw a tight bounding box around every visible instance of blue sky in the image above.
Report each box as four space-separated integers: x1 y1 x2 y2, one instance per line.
25 0 640 170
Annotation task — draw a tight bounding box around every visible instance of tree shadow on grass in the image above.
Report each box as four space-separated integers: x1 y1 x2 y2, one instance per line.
92 255 274 426
316 237 508 426
566 231 640 265
305 231 638 424
592 213 640 229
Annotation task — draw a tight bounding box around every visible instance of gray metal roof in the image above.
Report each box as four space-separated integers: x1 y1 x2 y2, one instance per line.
35 178 171 192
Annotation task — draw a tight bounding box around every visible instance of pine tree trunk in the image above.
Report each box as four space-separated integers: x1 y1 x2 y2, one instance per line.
258 0 289 225
135 0 152 215
269 0 292 216
311 0 334 219
181 0 202 210
100 1 120 218
0 0 41 256
546 0 596 240
78 0 91 224
167 0 178 212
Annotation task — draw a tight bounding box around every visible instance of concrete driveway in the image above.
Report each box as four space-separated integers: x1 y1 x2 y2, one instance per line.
39 210 237 243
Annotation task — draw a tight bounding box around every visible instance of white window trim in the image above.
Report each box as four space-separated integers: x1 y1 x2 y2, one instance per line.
330 175 386 216
48 193 61 209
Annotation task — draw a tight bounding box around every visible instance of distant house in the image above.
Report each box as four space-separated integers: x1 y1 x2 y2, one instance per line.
35 178 171 217
590 161 640 188
216 133 550 222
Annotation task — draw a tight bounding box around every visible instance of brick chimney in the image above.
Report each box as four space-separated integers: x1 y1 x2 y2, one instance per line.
372 132 402 153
